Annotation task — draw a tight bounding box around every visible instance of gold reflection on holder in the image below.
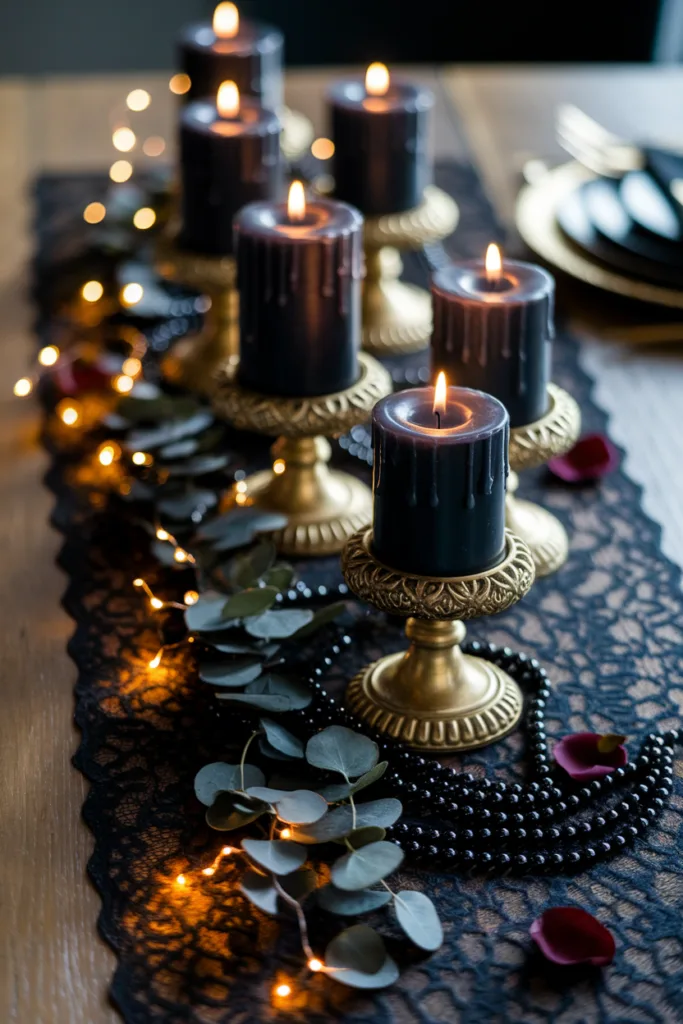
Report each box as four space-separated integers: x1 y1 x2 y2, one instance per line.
212 352 392 557
507 383 581 577
342 528 535 752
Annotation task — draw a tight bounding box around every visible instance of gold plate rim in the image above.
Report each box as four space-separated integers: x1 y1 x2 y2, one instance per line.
516 161 683 310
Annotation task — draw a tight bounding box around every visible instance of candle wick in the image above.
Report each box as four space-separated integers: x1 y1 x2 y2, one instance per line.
435 411 441 430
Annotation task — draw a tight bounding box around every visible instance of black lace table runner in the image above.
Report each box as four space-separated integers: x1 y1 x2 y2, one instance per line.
36 162 683 1023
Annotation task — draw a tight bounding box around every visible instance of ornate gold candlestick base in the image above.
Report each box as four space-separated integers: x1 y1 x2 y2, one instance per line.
213 352 392 557
507 382 581 578
363 185 459 356
342 528 535 752
156 239 238 396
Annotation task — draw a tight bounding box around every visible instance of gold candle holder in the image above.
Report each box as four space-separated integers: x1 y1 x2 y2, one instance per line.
507 382 581 578
342 528 535 752
362 185 459 356
212 352 392 557
155 237 239 396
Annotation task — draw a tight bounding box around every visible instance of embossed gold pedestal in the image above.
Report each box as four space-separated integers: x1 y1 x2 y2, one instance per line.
342 528 535 752
363 185 459 356
212 352 392 557
507 382 581 578
155 238 239 396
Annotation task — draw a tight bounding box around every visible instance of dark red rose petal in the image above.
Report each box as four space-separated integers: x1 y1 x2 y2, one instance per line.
530 906 615 966
554 732 628 781
548 433 620 483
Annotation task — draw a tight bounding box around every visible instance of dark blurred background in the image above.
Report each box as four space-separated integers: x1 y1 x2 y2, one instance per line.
1 0 681 74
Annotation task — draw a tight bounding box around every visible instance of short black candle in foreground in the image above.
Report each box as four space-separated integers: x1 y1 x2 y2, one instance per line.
372 380 509 578
431 246 554 428
178 3 283 111
180 83 282 256
328 63 433 217
235 183 364 397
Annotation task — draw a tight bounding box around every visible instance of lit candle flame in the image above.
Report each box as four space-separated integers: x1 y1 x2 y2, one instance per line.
485 243 502 283
217 80 240 118
365 62 390 97
433 371 447 425
213 2 239 38
287 180 306 222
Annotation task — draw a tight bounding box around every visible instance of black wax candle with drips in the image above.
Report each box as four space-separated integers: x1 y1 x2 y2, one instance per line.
235 192 364 396
431 259 554 428
372 386 509 578
179 95 282 256
179 9 283 110
328 71 433 216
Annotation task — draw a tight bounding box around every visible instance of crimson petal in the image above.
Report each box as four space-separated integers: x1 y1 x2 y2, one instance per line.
531 907 615 966
554 732 627 781
548 433 619 483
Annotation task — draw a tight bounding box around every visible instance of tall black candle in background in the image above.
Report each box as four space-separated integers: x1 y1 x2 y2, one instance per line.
179 3 284 111
431 246 554 428
328 63 433 216
372 378 509 578
180 82 282 256
235 182 364 397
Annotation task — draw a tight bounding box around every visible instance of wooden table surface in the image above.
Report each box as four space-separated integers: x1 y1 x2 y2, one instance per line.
1 64 682 1023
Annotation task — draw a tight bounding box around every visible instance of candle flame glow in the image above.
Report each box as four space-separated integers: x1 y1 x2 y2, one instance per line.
217 80 240 117
288 180 306 221
213 2 239 38
365 62 390 97
485 243 502 281
433 371 447 418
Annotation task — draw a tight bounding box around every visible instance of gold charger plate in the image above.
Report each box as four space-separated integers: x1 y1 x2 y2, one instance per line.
516 161 683 310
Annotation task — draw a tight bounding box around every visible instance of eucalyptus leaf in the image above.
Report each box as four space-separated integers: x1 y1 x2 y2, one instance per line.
280 866 318 902
319 762 388 802
293 601 348 639
264 563 295 592
165 454 231 477
159 438 199 460
126 411 213 451
221 587 279 619
291 798 402 844
306 726 379 779
239 869 279 915
260 718 304 759
120 480 155 502
199 660 263 688
228 541 277 589
341 826 386 848
245 608 314 640
246 787 328 825
200 509 288 552
118 394 201 423
325 924 386 975
206 793 265 831
194 762 265 806
158 491 217 520
325 952 399 991
217 672 312 712
217 692 294 712
258 737 298 761
317 885 392 916
211 642 280 657
241 839 307 876
185 595 228 633
394 890 444 951
331 841 404 891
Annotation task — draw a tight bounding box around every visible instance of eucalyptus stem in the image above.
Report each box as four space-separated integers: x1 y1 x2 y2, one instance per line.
348 790 358 831
239 731 260 791
272 876 315 961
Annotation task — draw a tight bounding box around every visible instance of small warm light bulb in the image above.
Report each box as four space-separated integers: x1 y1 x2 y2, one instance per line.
133 207 156 230
485 242 502 282
83 201 106 224
82 280 104 303
13 378 33 398
98 443 117 466
174 548 189 563
311 137 334 161
287 181 306 222
213 2 239 38
110 159 133 183
217 80 240 118
150 597 164 610
273 459 286 475
114 374 135 394
365 62 390 97
235 492 247 505
121 283 144 306
169 73 191 95
156 528 170 541
235 480 248 494
221 846 233 856
122 356 142 378
112 127 136 153
142 135 166 157
133 578 144 587
433 371 447 427
202 867 216 876
149 650 163 669
132 451 149 466
279 828 292 839
184 590 199 606
58 401 80 427
176 873 186 886
274 984 292 999
38 345 60 367
126 88 151 112
308 959 324 973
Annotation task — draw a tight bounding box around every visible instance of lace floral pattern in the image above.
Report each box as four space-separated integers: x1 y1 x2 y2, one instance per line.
37 164 683 1023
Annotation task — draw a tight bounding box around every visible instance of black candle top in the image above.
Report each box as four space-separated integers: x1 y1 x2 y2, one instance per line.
327 77 433 120
375 386 508 448
432 259 554 320
180 95 280 140
235 195 363 246
179 19 283 62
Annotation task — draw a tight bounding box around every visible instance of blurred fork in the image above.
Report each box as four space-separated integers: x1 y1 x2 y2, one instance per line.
555 104 644 177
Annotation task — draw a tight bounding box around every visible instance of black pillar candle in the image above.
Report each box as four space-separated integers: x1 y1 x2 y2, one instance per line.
178 3 283 111
372 380 509 578
431 247 555 428
180 83 282 257
328 64 433 217
235 183 364 397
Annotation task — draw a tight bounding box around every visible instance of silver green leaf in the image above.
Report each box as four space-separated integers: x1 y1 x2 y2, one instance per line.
206 794 265 831
291 798 402 844
258 737 297 761
239 869 279 914
200 509 288 552
246 787 328 825
292 601 348 639
331 841 404 891
319 762 389 801
245 608 314 640
340 826 386 848
260 718 304 759
185 594 228 633
264 564 295 591
221 587 279 619
165 453 230 477
325 925 400 988
151 539 179 566
306 726 379 779
199 660 263 688
210 642 280 657
228 541 277 589
317 885 392 916
194 762 265 806
126 411 213 451
241 839 307 876
158 438 198 460
279 866 318 902
157 491 217 520
394 890 444 951
217 674 311 712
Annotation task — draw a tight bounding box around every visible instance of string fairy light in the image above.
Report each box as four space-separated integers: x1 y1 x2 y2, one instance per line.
97 442 120 467
38 345 60 367
307 959 324 973
184 590 199 606
132 451 153 466
121 356 142 378
113 374 135 394
148 649 163 669
83 201 106 224
57 400 81 427
173 547 195 564
273 983 292 1000
175 873 187 886
13 377 33 398
201 845 234 877
81 280 104 303
112 127 136 153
